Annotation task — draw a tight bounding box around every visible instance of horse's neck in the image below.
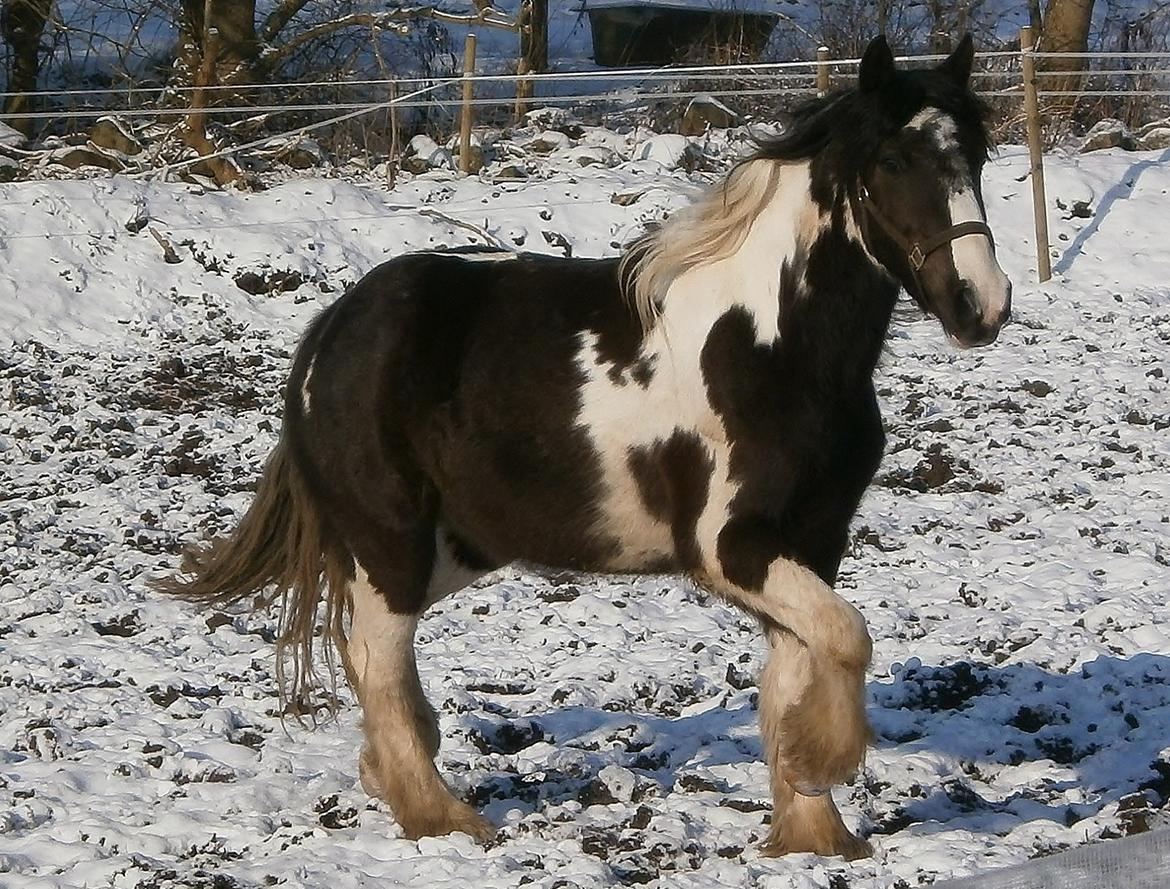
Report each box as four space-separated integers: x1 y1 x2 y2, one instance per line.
651 162 897 391
653 162 820 350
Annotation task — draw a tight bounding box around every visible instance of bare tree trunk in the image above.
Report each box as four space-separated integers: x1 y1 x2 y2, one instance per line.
1028 1 1043 32
1041 0 1096 103
515 0 547 118
181 0 246 187
927 0 950 52
1 0 53 135
179 0 258 85
521 0 548 74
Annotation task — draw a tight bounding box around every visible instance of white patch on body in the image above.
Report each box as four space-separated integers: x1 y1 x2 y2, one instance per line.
348 561 416 684
431 251 518 262
660 161 822 345
424 526 489 607
574 161 826 569
300 354 316 417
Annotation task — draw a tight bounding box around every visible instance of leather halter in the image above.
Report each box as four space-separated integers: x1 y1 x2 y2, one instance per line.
858 184 995 299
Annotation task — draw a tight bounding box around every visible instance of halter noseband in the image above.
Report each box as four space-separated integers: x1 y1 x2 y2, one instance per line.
858 184 995 299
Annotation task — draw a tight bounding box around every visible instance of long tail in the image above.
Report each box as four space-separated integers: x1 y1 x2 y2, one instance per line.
155 438 352 717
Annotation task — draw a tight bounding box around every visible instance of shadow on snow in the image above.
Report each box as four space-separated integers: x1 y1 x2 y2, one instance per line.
465 653 1170 839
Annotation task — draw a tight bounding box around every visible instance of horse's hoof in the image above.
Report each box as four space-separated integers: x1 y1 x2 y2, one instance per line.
453 809 496 844
401 803 495 844
760 831 872 860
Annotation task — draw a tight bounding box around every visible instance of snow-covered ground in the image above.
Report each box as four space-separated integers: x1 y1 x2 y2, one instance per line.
1 132 1168 889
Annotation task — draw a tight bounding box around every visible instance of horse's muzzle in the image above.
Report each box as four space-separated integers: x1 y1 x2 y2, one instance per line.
949 280 1012 348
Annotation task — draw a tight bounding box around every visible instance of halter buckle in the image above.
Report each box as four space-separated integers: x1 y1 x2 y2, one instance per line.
909 244 926 271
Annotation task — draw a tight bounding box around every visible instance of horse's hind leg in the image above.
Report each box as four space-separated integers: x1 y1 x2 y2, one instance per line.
347 556 493 842
758 624 871 859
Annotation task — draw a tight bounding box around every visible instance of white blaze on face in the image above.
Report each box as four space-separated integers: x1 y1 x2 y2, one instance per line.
947 187 1011 323
908 108 1012 326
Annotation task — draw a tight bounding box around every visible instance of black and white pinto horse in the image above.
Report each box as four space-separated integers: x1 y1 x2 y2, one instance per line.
162 36 1011 859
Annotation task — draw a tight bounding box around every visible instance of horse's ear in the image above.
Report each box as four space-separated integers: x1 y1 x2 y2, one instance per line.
859 35 896 93
939 34 975 86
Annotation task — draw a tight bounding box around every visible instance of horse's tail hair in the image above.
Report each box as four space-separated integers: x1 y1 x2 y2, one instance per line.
154 436 352 719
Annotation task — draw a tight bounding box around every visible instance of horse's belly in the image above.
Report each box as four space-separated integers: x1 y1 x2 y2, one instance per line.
427 419 695 575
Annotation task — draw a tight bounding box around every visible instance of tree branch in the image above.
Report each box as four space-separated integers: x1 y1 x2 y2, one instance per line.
259 5 517 68
259 0 312 44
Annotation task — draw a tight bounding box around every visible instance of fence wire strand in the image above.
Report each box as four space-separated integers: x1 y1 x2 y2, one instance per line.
0 51 1024 101
0 47 1165 183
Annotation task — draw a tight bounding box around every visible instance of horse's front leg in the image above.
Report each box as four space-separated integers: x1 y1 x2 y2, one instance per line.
756 621 872 859
696 534 872 859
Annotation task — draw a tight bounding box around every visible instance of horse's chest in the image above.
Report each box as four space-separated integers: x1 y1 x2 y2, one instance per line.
571 343 726 571
579 350 885 575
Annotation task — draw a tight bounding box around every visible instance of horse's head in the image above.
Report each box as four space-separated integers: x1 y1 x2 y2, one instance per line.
854 35 1012 348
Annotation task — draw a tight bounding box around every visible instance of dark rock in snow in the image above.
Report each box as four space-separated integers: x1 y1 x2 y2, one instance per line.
681 94 738 135
0 156 20 182
90 116 141 155
1078 119 1136 153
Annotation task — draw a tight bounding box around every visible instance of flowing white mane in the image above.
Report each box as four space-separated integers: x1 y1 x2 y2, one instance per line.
621 158 783 332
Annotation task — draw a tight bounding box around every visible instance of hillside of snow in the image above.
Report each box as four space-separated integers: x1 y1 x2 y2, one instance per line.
1 132 1169 889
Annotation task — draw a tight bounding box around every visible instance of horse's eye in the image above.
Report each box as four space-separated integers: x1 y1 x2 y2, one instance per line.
879 155 904 174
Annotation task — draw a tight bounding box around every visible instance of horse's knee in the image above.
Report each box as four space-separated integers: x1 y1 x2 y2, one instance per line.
768 561 871 669
818 597 872 670
701 556 872 671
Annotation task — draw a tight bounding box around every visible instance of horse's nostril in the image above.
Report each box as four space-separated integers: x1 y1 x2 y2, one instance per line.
958 283 980 321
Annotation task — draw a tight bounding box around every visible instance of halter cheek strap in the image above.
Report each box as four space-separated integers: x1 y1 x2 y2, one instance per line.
857 185 995 295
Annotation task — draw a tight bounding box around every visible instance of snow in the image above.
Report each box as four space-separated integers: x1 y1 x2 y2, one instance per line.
1 138 1169 888
0 123 24 149
635 133 700 167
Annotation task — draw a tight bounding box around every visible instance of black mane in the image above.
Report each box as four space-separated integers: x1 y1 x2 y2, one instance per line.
752 66 991 183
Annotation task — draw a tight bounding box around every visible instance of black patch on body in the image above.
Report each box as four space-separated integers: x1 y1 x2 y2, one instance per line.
630 356 656 388
703 223 897 591
445 529 495 572
627 431 715 570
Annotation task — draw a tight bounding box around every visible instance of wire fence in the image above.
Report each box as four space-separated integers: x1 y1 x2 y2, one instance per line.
0 46 1166 167
2 41 1168 284
9 48 1170 98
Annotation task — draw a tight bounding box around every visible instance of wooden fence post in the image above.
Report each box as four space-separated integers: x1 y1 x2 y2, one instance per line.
460 33 477 175
1020 26 1052 282
816 46 831 95
514 58 532 123
387 79 400 186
